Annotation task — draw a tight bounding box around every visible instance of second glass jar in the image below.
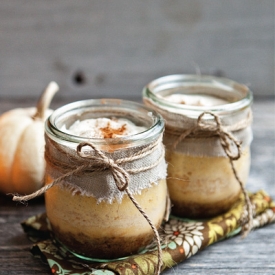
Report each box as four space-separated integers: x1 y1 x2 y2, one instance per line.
143 75 253 219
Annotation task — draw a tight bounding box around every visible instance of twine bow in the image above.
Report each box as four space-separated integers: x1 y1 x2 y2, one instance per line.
198 112 242 160
77 142 130 191
173 111 253 237
173 112 242 159
77 142 163 274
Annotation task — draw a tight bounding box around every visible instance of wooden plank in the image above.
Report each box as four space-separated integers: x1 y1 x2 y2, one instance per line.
0 0 274 101
0 99 274 274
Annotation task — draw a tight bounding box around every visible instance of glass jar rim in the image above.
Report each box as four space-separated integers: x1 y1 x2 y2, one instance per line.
45 98 164 146
143 74 253 114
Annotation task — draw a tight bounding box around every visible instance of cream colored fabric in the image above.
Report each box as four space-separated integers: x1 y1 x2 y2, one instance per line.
45 136 167 203
144 98 253 157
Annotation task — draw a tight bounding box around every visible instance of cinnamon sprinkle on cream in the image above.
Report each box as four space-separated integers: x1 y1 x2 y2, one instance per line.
100 122 127 138
62 117 146 139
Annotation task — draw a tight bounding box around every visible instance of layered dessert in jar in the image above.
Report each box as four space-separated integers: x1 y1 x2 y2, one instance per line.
143 75 253 218
44 99 167 260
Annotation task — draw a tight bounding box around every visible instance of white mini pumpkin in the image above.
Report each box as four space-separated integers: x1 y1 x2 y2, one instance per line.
0 82 59 195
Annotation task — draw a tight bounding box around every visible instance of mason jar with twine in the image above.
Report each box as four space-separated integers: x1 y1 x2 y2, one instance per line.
13 99 168 275
143 74 254 237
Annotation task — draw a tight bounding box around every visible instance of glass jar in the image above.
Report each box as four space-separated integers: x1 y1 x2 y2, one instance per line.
143 75 253 219
44 99 167 260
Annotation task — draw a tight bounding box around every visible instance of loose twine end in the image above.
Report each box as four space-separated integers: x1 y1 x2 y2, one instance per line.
125 188 163 274
12 183 54 202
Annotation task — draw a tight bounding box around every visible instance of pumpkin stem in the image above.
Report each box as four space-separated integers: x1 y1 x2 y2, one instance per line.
33 82 59 120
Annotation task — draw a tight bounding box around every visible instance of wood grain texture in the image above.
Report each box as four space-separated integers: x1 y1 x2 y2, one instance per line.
0 99 274 275
0 0 274 101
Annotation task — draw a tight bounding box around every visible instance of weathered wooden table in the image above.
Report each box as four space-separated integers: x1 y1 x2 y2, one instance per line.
0 99 274 275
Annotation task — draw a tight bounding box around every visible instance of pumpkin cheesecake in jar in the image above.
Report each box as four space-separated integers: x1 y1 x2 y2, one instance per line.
44 99 167 260
143 75 253 219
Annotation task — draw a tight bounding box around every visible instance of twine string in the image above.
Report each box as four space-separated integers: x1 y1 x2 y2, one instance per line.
173 111 253 237
127 147 165 174
77 142 130 191
115 135 161 164
13 139 164 275
229 158 254 238
11 164 88 202
125 188 163 274
197 112 242 160
172 127 196 149
78 142 163 273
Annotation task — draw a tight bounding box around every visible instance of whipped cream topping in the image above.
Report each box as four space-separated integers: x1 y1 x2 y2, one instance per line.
62 117 146 138
164 94 229 107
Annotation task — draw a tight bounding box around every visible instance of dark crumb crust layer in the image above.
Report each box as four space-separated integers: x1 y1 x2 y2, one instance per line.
50 219 162 259
171 190 241 219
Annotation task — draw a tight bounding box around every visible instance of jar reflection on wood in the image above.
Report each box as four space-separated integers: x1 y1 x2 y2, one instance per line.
143 75 253 219
44 99 167 260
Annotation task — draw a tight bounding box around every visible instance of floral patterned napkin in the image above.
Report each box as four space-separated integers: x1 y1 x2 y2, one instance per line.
22 190 275 275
